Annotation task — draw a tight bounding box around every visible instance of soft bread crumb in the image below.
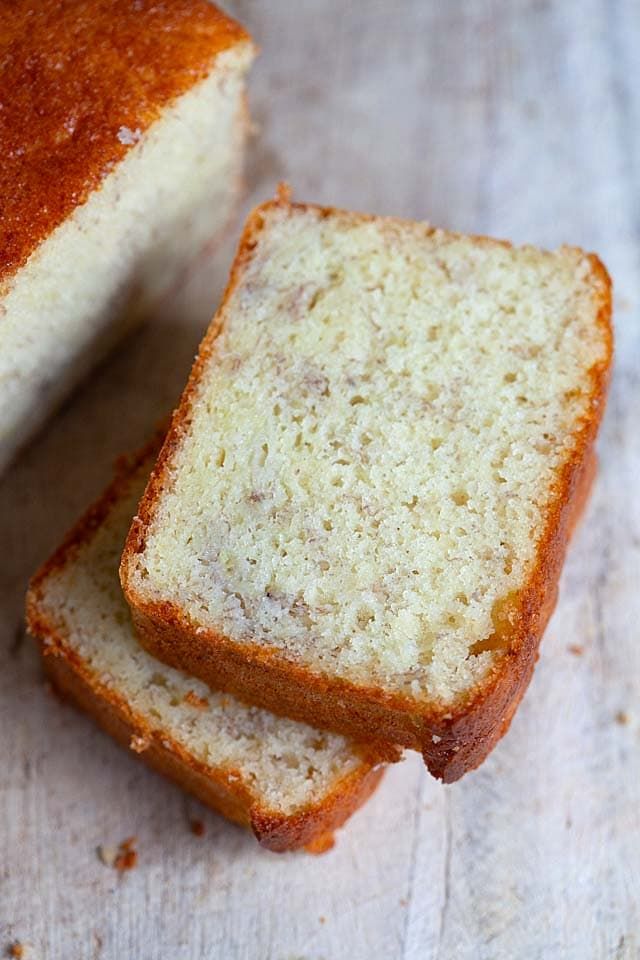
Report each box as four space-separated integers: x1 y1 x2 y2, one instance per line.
131 202 610 706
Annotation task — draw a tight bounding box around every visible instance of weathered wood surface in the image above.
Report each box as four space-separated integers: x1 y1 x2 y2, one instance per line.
1 1 638 957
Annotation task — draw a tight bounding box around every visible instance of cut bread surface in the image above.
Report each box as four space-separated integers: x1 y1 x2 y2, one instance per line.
121 194 612 775
26 446 387 852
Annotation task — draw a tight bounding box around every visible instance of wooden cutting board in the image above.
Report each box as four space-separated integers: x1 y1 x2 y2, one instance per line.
1 2 638 957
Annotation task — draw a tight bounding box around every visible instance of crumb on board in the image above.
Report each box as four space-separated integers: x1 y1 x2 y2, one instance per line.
7 942 28 959
190 818 206 837
567 644 584 656
129 733 150 753
96 845 117 867
114 836 138 871
97 836 138 871
615 710 629 726
184 690 209 709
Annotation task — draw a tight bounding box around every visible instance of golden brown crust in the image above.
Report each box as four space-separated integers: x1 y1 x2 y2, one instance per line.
26 439 387 853
121 190 614 782
0 0 253 284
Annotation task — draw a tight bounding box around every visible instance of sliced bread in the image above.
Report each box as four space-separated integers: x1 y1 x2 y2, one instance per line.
26 442 390 853
120 191 613 781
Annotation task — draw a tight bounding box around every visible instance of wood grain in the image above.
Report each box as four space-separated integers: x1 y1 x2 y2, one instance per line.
1 1 638 957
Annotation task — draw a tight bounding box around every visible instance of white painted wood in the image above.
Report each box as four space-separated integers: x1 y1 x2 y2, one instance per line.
1 1 638 956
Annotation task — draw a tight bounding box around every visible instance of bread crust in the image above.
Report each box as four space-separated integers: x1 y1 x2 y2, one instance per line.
121 192 613 782
0 0 253 285
26 438 388 853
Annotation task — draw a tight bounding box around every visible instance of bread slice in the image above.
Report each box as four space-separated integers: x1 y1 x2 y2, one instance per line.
120 190 613 781
0 1 255 470
26 442 390 853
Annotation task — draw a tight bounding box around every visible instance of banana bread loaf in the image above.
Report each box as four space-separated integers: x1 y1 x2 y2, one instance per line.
0 0 255 469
